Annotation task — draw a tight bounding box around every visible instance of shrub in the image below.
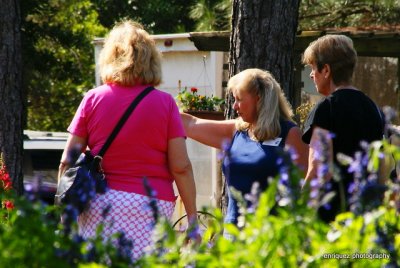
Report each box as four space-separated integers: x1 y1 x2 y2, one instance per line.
0 129 399 267
129 138 398 267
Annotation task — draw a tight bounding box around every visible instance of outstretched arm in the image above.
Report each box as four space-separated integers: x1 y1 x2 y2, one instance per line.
181 112 236 149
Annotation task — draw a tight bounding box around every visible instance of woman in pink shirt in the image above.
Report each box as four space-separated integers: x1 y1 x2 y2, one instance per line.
58 20 197 260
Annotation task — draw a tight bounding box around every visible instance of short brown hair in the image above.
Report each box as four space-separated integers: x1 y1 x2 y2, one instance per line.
302 34 357 85
99 20 162 86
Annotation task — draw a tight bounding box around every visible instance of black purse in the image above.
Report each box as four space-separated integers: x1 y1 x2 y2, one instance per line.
55 86 154 213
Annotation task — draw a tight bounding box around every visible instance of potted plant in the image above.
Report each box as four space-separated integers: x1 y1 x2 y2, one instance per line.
176 87 225 120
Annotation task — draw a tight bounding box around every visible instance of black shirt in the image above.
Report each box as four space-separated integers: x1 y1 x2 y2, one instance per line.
302 88 384 221
303 88 384 164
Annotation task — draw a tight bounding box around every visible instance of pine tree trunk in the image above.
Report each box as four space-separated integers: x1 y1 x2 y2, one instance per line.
0 0 24 195
226 0 301 117
221 0 301 212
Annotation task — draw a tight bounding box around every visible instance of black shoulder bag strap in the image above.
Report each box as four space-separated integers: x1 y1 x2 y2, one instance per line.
92 86 154 167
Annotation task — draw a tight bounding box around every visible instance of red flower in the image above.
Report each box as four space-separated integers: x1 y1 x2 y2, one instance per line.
3 200 14 211
3 180 12 191
0 166 12 191
190 87 198 93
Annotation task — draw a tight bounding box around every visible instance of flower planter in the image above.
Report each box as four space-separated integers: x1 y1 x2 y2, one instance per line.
185 111 225 120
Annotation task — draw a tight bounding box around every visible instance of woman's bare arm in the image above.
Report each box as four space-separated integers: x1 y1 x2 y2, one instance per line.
391 129 400 178
167 137 197 223
58 134 87 182
285 126 309 175
181 112 236 149
304 127 333 184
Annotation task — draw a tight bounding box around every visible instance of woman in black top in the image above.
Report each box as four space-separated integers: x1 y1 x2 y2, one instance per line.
301 34 384 222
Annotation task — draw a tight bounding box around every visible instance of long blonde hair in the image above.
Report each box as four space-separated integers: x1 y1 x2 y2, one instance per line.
228 68 294 141
99 20 162 86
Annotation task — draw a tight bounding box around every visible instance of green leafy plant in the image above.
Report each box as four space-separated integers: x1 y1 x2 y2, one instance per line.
135 140 399 267
176 87 225 112
1 127 399 267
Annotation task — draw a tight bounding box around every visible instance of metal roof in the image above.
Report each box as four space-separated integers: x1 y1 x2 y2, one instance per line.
188 29 400 57
23 130 68 139
23 140 66 150
23 130 68 150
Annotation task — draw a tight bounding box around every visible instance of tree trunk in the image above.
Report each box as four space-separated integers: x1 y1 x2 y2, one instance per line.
221 0 301 212
226 0 301 118
0 0 24 195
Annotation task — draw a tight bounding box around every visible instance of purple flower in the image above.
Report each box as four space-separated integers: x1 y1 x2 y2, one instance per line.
143 176 159 223
285 146 299 162
244 182 260 213
187 223 201 241
312 128 334 180
382 106 397 124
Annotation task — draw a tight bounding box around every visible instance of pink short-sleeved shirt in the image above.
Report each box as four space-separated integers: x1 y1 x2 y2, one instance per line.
68 84 185 202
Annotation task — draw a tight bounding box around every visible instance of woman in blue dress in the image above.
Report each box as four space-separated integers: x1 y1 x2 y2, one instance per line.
181 68 308 225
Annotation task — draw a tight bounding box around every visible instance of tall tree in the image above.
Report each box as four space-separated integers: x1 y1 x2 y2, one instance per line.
226 0 301 117
0 0 24 194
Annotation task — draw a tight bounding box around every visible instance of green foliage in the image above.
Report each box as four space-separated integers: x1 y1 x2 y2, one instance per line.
176 87 225 112
134 0 198 34
21 0 108 131
91 0 197 34
0 196 136 267
295 100 315 131
189 0 231 31
299 0 400 30
0 200 69 268
188 0 400 32
0 138 399 267
135 140 400 267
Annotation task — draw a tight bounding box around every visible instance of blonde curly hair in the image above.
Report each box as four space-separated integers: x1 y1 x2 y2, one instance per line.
99 20 162 86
